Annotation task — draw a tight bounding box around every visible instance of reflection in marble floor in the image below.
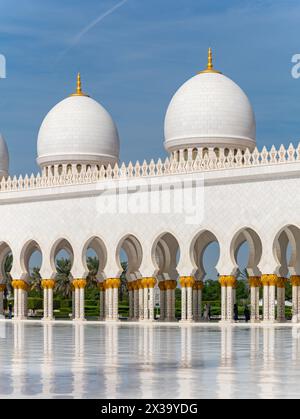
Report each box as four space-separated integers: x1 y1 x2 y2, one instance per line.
0 323 300 398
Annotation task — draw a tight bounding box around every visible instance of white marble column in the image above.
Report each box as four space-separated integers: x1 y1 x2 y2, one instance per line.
149 287 155 321
291 277 300 323
128 285 134 320
220 283 227 322
113 287 119 321
181 286 187 321
72 290 75 320
43 288 48 320
18 288 23 319
187 286 193 322
108 287 113 320
172 288 176 320
79 287 85 320
192 289 198 321
13 286 19 319
262 275 277 323
298 285 300 324
249 277 261 323
276 278 286 323
192 281 204 322
138 280 144 321
74 287 80 320
158 281 165 321
197 286 203 321
167 288 174 321
143 286 149 321
263 285 269 321
42 280 55 321
0 286 5 316
104 285 109 320
48 287 54 320
72 279 87 321
180 277 195 322
219 276 236 323
99 283 105 320
269 285 276 322
133 286 139 320
226 286 234 322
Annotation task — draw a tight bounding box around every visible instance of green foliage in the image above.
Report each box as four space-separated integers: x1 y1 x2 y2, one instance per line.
3 253 13 296
27 297 43 310
55 258 72 298
119 261 128 302
60 299 72 309
203 279 221 301
236 280 249 301
86 256 99 289
30 267 42 295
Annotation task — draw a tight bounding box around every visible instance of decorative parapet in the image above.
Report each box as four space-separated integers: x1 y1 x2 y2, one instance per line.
1 144 300 194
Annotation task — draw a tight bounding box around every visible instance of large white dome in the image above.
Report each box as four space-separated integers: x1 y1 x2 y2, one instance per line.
0 134 9 178
164 51 256 154
37 76 120 168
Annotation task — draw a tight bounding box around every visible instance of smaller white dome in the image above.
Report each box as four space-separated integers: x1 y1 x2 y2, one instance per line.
0 134 9 178
37 76 120 168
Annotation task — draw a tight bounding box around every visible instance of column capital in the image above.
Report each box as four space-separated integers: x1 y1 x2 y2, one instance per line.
72 279 87 289
98 282 105 291
137 279 144 290
277 277 287 288
158 280 166 291
12 280 29 291
219 276 237 288
179 276 195 288
193 280 204 291
261 274 277 286
165 280 177 290
41 279 55 289
132 280 139 291
291 276 300 287
249 276 261 288
107 278 121 289
142 277 157 289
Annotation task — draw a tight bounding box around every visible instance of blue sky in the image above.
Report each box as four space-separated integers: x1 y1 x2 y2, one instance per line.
0 0 300 176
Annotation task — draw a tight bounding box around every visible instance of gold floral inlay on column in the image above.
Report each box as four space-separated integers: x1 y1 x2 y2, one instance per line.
291 276 300 287
179 276 195 288
164 280 177 290
72 279 87 289
219 276 236 287
98 282 105 292
158 281 166 291
193 280 204 291
276 277 287 288
249 276 261 288
261 274 277 286
12 280 29 291
41 279 55 289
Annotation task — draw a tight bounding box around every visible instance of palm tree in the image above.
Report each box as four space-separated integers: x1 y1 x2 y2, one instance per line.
55 258 72 298
236 268 249 282
86 256 99 289
119 261 128 302
3 254 13 297
30 267 42 295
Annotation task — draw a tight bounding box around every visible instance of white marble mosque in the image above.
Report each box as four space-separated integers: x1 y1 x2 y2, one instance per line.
0 49 299 324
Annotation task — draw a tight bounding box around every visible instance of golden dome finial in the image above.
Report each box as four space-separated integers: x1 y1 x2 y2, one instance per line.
77 72 82 94
199 48 222 74
70 73 90 97
207 47 213 70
